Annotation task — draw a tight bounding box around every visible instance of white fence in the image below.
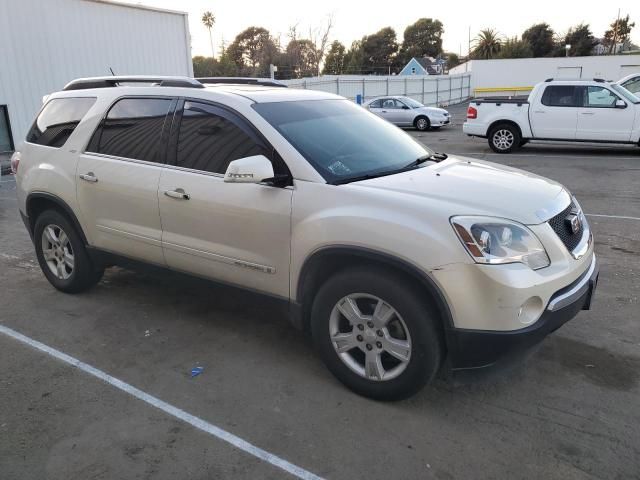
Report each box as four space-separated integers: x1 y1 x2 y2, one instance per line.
281 74 472 106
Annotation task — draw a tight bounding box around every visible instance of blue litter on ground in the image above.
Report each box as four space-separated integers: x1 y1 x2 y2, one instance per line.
191 366 204 378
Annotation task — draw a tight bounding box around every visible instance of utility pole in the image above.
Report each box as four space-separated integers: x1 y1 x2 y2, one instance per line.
468 26 471 57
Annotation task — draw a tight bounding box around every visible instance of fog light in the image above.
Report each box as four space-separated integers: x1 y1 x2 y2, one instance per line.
518 297 543 325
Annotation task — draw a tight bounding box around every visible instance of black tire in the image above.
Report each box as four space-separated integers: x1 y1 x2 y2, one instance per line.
488 123 521 153
414 116 431 131
311 267 443 401
34 209 104 293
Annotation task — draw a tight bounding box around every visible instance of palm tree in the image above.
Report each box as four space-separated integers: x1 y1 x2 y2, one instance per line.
473 29 502 59
201 11 216 58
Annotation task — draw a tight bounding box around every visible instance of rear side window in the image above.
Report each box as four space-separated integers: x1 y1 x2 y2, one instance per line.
369 99 382 108
541 86 580 107
27 97 96 147
622 77 640 94
175 101 266 174
88 98 172 163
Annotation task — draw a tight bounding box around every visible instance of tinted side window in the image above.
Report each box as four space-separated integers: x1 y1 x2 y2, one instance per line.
27 97 96 147
541 86 579 107
369 99 382 108
90 98 172 162
175 101 266 174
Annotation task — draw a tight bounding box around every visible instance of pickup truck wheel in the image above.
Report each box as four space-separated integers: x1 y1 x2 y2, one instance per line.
488 123 521 153
311 267 442 401
414 116 431 131
34 209 104 293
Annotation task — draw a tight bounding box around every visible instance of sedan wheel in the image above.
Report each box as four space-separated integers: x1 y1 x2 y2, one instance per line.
415 117 430 131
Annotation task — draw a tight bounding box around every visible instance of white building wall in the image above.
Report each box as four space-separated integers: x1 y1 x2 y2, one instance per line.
450 56 640 95
0 0 192 146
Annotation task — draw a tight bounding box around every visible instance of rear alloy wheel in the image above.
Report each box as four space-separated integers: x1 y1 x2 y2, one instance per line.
488 123 521 153
414 116 431 131
34 209 104 293
311 267 442 400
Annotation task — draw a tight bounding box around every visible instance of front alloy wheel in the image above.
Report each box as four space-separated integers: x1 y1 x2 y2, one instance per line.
329 293 411 382
311 267 443 400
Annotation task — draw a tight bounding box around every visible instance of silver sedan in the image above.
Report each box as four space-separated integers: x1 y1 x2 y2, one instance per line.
364 96 450 131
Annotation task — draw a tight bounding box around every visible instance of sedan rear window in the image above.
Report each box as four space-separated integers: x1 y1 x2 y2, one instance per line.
27 97 96 148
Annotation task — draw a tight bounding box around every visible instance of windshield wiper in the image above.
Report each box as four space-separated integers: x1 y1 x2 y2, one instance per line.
402 152 448 169
331 153 449 185
331 172 397 185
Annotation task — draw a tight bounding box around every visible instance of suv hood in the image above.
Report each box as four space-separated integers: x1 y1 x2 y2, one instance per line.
352 156 570 225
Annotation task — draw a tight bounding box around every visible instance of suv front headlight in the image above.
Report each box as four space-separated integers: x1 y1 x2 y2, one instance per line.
451 216 550 270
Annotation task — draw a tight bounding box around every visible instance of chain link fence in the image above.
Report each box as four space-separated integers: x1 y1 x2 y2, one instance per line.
281 74 471 106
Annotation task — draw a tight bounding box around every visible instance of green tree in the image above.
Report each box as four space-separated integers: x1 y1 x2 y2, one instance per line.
556 24 597 56
344 40 364 74
323 41 346 74
522 23 554 57
284 39 317 78
399 18 444 63
201 11 216 58
445 52 460 69
499 37 533 59
471 29 502 59
361 27 399 74
604 15 635 53
227 26 278 76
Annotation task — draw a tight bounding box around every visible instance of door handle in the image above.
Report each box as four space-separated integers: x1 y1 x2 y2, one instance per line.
381 110 387 113
581 112 595 115
164 188 190 200
533 110 546 114
79 172 98 183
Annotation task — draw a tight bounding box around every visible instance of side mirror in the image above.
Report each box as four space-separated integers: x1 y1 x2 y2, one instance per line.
224 155 274 184
615 99 627 108
402 105 410 110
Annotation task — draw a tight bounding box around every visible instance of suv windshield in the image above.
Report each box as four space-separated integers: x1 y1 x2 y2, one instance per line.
611 83 640 104
400 97 425 109
253 99 432 184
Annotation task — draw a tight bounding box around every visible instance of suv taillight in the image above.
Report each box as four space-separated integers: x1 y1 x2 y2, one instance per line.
10 151 21 174
467 105 478 119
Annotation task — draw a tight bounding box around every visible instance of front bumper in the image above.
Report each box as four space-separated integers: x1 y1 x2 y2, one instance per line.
446 254 599 370
431 116 451 127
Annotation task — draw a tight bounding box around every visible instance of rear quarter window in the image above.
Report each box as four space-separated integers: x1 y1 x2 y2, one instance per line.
540 86 580 107
26 97 96 148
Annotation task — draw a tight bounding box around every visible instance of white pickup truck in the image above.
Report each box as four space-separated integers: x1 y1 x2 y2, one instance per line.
463 78 640 153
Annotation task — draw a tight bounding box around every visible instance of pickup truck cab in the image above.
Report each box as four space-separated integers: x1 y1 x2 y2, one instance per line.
464 78 640 153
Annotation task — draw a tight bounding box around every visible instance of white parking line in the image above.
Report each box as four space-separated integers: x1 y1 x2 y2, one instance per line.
586 213 640 221
0 324 323 480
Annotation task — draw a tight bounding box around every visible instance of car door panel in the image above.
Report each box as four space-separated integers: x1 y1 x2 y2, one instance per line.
530 85 579 139
158 169 292 296
158 100 292 298
576 86 635 141
76 97 174 265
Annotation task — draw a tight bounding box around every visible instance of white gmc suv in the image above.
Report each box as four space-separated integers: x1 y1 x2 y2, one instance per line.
13 76 598 400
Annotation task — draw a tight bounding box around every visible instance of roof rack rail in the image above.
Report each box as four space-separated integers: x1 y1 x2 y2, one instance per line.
593 78 605 82
196 77 287 88
544 78 553 82
63 76 204 91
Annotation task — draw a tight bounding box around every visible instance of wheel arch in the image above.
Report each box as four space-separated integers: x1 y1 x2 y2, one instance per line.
488 119 523 139
26 192 89 245
294 246 453 334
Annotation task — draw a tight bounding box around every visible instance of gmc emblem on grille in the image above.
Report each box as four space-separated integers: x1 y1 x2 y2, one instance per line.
565 213 582 234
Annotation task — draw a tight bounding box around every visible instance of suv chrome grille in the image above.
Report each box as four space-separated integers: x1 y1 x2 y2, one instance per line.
548 202 584 252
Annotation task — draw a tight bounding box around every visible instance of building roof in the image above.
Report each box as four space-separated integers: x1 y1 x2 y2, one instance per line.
84 0 187 16
414 57 439 75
